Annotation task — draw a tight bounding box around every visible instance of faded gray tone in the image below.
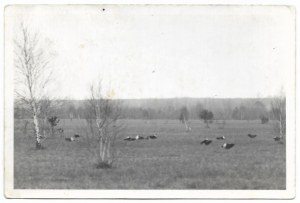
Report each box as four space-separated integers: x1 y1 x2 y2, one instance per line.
6 5 294 99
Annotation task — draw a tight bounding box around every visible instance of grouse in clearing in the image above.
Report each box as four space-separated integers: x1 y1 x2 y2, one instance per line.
247 134 257 138
65 137 75 142
222 143 235 149
146 134 158 139
124 136 135 141
216 136 225 140
200 138 212 145
273 136 283 141
135 135 144 140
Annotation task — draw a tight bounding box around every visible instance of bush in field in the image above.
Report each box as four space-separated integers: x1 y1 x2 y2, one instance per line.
47 116 60 136
260 115 269 124
199 109 214 128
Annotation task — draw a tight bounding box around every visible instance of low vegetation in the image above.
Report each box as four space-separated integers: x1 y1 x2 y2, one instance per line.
14 119 285 189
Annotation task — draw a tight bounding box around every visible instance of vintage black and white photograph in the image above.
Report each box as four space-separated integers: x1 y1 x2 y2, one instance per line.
4 4 296 198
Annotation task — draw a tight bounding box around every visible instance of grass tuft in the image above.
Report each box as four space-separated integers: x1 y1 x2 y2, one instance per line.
95 161 113 169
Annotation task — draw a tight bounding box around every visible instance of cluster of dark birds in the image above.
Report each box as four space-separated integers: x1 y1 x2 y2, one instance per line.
200 135 235 150
65 134 80 142
61 128 283 146
248 133 283 143
124 134 158 141
201 133 283 149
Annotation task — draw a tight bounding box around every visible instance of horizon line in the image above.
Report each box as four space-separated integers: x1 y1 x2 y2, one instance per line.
17 96 276 101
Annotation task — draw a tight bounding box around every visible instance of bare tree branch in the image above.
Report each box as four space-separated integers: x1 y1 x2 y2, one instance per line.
14 23 55 149
84 80 122 168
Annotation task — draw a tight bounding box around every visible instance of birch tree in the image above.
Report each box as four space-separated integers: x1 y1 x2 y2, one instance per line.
179 106 191 132
86 81 122 168
271 89 286 139
14 24 54 149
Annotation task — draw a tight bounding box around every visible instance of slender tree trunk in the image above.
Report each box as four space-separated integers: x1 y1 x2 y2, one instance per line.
33 111 42 149
23 120 28 136
99 135 103 162
279 114 283 136
89 120 94 136
102 140 106 162
205 120 209 128
183 119 190 132
106 139 111 161
50 126 54 137
184 119 187 130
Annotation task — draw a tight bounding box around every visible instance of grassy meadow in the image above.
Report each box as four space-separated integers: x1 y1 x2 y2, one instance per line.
14 119 286 189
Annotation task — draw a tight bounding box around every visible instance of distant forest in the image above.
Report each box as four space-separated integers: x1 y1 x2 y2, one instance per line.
14 98 276 120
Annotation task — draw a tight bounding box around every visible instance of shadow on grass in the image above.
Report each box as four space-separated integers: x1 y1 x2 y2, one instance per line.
95 161 114 169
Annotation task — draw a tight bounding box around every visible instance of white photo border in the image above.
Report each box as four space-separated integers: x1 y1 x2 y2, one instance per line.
3 1 297 199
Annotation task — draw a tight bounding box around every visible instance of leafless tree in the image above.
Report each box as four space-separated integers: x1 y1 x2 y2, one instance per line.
179 106 191 132
86 81 122 168
14 24 54 149
271 89 286 140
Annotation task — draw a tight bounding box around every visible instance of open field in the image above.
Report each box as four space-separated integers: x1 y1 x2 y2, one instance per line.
13 119 285 189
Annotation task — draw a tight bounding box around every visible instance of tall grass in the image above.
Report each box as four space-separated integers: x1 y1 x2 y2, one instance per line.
14 119 285 189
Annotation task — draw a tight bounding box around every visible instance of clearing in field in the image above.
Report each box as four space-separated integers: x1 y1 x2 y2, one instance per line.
14 119 286 189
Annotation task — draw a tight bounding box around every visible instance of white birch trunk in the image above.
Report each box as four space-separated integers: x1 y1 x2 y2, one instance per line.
99 135 103 162
279 114 283 136
33 110 41 148
183 118 190 132
106 138 112 164
101 140 106 162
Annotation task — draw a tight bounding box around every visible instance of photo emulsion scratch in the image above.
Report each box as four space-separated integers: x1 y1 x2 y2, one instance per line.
4 4 295 198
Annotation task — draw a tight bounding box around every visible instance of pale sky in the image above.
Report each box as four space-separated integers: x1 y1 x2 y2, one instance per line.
6 5 295 99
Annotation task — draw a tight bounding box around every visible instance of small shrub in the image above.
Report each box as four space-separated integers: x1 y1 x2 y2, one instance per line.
260 115 269 124
35 142 46 150
199 109 214 128
95 161 113 169
47 116 60 136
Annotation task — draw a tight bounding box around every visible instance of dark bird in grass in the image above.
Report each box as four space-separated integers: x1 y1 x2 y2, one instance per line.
135 135 144 140
222 143 235 149
150 134 157 139
200 138 212 145
146 134 158 139
247 134 257 138
273 136 283 141
216 136 225 140
57 128 64 133
124 136 135 141
74 134 80 138
65 137 75 142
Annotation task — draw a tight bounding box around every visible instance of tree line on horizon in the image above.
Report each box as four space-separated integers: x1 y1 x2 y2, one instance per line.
14 98 276 121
